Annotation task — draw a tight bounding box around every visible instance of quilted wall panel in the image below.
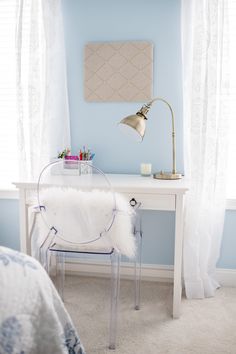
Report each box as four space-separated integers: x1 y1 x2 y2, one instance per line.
84 41 153 102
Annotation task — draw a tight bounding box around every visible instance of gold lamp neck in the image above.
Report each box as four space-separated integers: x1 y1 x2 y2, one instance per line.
138 97 174 119
137 97 181 179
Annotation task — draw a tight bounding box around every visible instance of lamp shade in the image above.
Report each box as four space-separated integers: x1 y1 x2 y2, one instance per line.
119 114 146 142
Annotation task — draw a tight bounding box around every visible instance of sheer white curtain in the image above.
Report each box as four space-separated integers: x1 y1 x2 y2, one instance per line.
181 0 229 298
16 0 70 181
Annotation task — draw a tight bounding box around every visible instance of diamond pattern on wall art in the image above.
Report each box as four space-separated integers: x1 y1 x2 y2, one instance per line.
84 41 153 102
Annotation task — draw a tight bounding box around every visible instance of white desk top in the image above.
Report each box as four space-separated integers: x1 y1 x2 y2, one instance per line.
13 174 189 195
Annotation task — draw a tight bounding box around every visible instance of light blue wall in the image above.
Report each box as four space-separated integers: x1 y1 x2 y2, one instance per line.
62 0 184 174
217 211 236 269
60 0 182 266
0 200 20 251
0 0 235 269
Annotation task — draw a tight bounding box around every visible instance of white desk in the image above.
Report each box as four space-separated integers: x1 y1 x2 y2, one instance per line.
13 174 188 318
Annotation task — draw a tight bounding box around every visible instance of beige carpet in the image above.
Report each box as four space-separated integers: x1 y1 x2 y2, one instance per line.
63 275 236 354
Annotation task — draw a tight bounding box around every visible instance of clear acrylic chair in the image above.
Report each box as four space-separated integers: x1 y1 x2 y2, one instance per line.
36 159 142 350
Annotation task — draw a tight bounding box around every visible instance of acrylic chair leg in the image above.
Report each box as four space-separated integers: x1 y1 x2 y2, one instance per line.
45 248 51 274
39 246 44 269
134 231 142 310
56 252 65 302
109 250 121 350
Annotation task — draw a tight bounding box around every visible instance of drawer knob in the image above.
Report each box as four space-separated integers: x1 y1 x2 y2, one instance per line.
130 198 138 207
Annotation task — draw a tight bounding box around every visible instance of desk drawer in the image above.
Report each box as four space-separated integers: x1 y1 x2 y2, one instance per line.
121 193 175 211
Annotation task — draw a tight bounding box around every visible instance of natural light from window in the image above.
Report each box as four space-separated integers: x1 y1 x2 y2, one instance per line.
226 0 236 198
0 1 18 189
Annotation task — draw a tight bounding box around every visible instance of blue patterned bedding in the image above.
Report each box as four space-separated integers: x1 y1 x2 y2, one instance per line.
0 246 85 354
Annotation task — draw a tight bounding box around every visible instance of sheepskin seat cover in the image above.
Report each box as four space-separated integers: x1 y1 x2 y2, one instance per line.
39 187 136 258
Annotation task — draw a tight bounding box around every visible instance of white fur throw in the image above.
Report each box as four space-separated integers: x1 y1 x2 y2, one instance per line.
38 187 136 258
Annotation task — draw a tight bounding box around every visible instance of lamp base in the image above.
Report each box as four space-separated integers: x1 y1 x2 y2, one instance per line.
153 171 182 180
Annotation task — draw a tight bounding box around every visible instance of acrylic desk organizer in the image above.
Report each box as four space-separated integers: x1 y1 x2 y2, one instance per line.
63 155 79 169
63 156 93 175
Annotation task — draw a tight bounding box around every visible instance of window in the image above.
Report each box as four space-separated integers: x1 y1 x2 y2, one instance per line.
226 0 236 198
0 1 18 189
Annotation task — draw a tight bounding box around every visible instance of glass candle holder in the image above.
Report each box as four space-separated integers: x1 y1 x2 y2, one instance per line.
140 163 152 177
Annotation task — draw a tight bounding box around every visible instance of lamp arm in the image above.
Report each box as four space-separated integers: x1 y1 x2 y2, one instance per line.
140 97 176 175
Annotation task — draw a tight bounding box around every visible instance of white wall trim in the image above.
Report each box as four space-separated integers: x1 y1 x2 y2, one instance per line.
215 268 236 287
226 198 236 210
65 259 236 287
65 259 174 282
0 189 18 199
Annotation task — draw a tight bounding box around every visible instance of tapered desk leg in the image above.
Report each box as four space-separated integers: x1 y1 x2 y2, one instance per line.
173 193 184 318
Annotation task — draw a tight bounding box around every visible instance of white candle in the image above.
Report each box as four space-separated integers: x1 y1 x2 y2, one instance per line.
140 163 152 176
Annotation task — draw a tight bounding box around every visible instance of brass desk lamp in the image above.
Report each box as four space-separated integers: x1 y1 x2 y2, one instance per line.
119 97 182 180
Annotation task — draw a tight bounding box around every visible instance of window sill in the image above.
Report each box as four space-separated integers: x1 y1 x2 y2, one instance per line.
0 189 19 199
1 189 236 210
226 199 236 210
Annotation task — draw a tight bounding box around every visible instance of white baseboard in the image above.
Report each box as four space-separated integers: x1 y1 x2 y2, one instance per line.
65 259 174 282
65 259 236 287
215 268 236 287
